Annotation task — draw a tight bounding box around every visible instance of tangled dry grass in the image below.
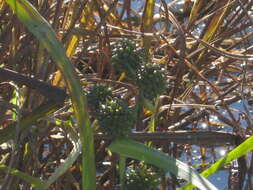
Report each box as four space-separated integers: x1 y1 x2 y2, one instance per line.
0 0 253 189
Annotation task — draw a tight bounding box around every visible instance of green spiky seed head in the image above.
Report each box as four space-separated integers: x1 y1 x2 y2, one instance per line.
111 40 148 78
124 167 161 190
136 63 167 101
97 98 136 139
87 84 113 110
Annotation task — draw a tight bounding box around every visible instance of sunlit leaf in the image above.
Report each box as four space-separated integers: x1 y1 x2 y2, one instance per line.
5 1 96 189
180 135 253 190
108 139 218 190
188 0 204 26
197 0 231 63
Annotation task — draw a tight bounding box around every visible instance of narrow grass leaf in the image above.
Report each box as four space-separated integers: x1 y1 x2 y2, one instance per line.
43 140 81 189
188 0 204 26
0 101 60 144
180 135 253 190
5 1 96 189
200 0 230 43
196 0 231 63
0 164 44 189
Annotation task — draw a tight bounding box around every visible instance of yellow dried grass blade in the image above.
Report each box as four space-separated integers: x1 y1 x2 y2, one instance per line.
197 0 231 62
82 1 96 29
118 72 126 81
0 0 4 8
52 2 95 87
188 0 204 26
103 2 118 22
66 36 79 57
201 0 231 43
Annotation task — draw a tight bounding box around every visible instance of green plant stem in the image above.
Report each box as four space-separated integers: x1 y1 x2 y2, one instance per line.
119 155 126 190
5 1 96 189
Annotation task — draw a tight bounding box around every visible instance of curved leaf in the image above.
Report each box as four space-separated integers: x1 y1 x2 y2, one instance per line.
181 135 253 190
0 164 44 190
5 0 96 189
108 139 217 190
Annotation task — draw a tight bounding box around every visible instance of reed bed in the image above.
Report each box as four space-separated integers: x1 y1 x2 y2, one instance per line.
0 0 253 189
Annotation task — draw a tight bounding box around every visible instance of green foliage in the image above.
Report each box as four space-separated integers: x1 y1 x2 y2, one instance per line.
3 0 253 189
108 139 218 190
124 166 161 190
180 135 253 190
112 40 148 78
97 99 136 139
0 164 45 190
112 40 166 101
87 84 113 110
136 63 166 101
4 0 96 189
87 84 137 139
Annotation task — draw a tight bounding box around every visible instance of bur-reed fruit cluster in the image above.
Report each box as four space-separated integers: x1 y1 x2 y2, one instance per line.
87 84 136 139
112 40 167 101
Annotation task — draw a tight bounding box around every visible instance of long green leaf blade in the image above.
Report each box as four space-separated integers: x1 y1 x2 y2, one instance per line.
5 1 96 189
181 135 253 190
0 164 44 189
43 142 81 189
108 139 217 190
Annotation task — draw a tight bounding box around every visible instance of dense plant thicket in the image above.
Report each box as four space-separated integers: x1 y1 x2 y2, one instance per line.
0 0 253 190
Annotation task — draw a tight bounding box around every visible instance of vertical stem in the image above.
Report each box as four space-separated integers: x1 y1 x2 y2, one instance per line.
119 155 126 190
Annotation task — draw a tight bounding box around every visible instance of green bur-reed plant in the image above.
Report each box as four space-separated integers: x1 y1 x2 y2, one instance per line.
108 40 219 190
136 63 167 101
112 40 148 78
124 166 161 190
86 84 113 111
97 98 136 139
86 84 136 139
112 40 167 102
